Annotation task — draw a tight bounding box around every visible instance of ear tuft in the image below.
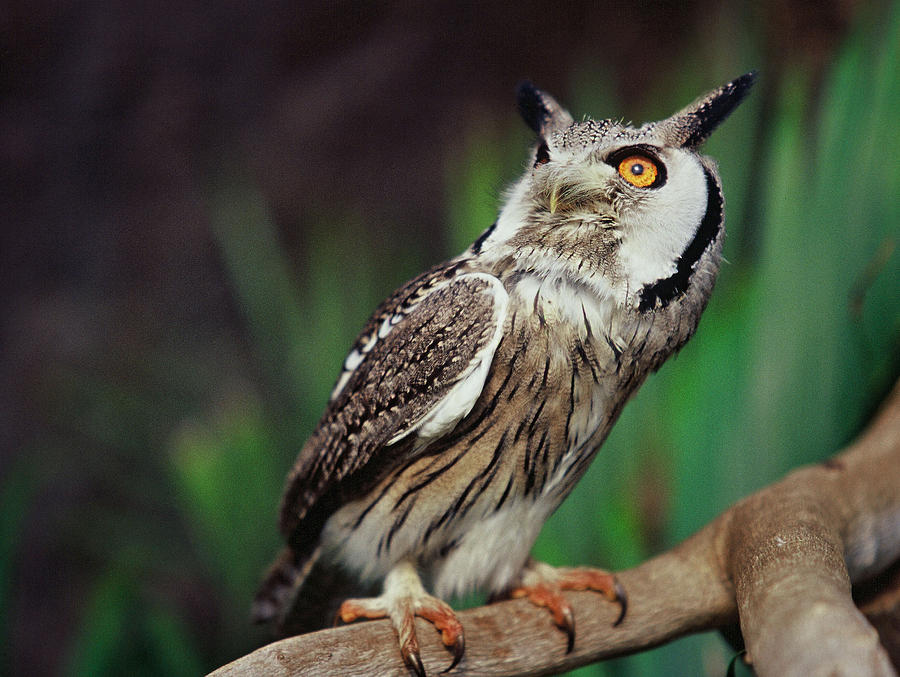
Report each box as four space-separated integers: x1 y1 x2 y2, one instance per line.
516 81 575 137
668 71 757 148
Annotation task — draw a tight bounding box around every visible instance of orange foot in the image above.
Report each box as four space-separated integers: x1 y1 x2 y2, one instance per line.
508 559 626 653
337 561 464 676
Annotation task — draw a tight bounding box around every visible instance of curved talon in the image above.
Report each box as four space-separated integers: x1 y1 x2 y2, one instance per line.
561 605 575 653
403 649 426 677
441 633 465 673
612 578 628 626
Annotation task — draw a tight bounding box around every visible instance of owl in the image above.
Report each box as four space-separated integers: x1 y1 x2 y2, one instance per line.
253 73 756 675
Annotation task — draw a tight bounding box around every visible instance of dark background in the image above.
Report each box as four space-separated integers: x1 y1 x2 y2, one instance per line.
3 1 898 675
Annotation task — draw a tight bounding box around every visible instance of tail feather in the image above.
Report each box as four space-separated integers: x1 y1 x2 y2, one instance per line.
252 546 375 637
251 546 303 626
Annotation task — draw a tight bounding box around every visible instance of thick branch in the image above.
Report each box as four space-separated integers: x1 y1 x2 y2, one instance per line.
212 531 734 677
211 382 900 677
725 382 900 677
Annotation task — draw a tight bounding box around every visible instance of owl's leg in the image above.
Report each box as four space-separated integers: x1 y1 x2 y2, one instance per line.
338 560 464 676
508 559 626 653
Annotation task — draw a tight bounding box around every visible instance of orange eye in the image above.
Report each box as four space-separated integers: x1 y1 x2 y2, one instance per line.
617 155 659 188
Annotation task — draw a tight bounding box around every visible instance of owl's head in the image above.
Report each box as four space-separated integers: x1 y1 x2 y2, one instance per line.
478 73 756 313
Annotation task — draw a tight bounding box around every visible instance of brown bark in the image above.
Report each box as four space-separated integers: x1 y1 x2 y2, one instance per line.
211 380 900 676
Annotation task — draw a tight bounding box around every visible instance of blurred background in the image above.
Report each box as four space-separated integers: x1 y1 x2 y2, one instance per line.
2 1 898 675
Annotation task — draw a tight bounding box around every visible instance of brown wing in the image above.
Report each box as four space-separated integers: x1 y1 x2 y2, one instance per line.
278 270 509 547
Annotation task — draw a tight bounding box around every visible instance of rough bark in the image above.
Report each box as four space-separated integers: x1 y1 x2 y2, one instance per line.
211 380 900 676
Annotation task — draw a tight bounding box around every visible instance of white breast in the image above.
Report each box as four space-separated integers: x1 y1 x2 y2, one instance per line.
431 494 558 598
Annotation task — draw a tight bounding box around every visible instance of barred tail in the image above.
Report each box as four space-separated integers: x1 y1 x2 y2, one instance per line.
252 545 374 636
251 546 305 626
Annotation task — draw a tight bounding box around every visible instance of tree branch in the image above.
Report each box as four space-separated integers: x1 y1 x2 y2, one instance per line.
725 381 900 677
211 380 900 676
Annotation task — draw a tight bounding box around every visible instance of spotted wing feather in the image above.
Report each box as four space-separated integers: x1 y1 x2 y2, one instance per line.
278 270 509 547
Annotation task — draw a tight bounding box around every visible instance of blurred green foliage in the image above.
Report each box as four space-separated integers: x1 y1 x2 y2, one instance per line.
3 4 897 677
66 560 205 677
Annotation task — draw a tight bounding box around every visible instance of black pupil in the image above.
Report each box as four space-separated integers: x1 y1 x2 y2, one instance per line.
631 162 644 175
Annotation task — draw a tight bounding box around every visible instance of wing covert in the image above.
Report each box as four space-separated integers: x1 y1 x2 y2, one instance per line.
279 272 508 541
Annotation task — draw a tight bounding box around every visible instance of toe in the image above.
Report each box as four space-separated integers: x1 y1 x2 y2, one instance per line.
557 567 627 625
337 598 388 624
416 597 465 673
